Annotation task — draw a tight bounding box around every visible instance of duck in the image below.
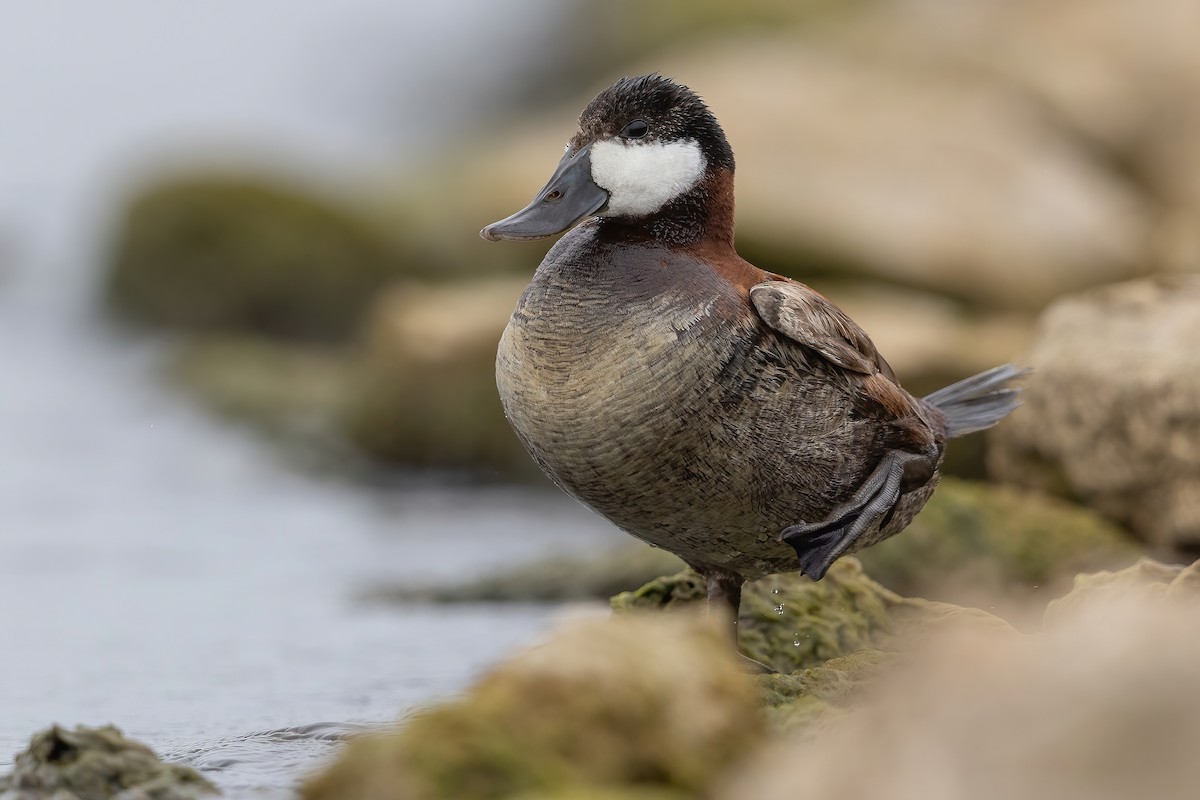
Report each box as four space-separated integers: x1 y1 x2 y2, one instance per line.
481 74 1025 654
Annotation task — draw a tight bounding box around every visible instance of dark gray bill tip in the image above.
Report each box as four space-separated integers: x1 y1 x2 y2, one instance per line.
479 145 608 243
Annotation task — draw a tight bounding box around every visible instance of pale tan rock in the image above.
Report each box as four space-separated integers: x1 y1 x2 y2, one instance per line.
990 276 1200 551
826 0 1200 156
826 0 1200 278
1043 558 1199 629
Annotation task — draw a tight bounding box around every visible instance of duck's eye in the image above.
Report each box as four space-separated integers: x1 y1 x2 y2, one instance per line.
621 119 649 139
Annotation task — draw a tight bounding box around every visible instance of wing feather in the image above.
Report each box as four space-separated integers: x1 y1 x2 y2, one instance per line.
749 280 897 381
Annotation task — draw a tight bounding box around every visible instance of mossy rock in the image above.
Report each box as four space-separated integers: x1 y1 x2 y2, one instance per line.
756 649 889 733
855 478 1141 609
613 558 1012 675
365 542 685 604
301 615 761 800
344 278 541 477
106 174 411 341
0 724 218 799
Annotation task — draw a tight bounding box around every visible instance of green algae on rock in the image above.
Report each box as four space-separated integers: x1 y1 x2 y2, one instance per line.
756 649 890 734
612 558 1013 675
365 543 685 605
0 724 218 800
855 478 1139 608
105 174 409 342
301 615 762 800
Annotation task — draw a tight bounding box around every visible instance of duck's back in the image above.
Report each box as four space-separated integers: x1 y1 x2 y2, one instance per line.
496 223 895 579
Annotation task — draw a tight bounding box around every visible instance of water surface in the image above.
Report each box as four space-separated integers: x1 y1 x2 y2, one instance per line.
0 2 619 795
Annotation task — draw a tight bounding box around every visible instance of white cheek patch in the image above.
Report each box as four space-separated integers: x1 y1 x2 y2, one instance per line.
589 138 706 217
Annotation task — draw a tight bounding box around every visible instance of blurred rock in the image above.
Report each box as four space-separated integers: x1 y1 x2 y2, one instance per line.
720 559 1200 800
364 542 684 605
825 0 1200 277
1044 558 1200 628
165 335 359 474
856 478 1139 615
301 615 761 800
820 284 1034 397
613 558 1012 675
168 335 350 436
827 0 1200 155
680 39 1151 309
106 175 410 341
990 276 1200 553
344 277 538 477
1145 106 1200 275
0 724 217 800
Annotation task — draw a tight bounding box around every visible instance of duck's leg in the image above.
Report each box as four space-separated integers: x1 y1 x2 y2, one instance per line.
702 568 775 674
781 449 929 581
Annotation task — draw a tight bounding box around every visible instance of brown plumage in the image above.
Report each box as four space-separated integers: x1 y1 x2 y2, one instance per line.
484 75 1025 656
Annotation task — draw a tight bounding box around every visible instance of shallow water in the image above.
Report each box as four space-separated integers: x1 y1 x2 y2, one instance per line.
0 286 619 795
0 2 620 794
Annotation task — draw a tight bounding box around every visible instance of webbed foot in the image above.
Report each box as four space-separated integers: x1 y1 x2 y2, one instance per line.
781 450 926 580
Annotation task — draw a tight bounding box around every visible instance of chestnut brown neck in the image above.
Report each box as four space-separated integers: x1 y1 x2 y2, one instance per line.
597 167 737 250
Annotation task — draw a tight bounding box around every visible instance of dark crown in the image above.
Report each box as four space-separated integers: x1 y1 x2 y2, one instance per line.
577 74 735 171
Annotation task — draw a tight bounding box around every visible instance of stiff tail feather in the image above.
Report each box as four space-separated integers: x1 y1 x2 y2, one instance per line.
923 364 1030 438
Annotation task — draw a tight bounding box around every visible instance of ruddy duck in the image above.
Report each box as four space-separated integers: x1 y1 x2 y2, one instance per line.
483 74 1024 653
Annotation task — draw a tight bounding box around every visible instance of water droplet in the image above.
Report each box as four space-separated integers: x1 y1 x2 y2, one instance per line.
771 588 780 595
793 639 802 647
773 603 785 615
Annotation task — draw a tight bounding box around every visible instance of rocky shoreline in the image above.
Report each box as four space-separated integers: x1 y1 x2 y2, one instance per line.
8 556 1197 799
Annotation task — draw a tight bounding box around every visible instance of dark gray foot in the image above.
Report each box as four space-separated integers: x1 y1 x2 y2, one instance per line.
781 450 925 581
702 569 777 674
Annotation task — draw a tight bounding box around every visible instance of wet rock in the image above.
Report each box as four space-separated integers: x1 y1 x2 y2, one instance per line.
105 174 409 341
612 558 1013 675
855 478 1139 612
720 559 1200 800
301 615 762 800
344 277 538 477
365 542 685 604
0 724 217 800
989 276 1200 553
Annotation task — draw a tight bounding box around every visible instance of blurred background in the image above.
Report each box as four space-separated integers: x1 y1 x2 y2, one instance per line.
1 0 1197 797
